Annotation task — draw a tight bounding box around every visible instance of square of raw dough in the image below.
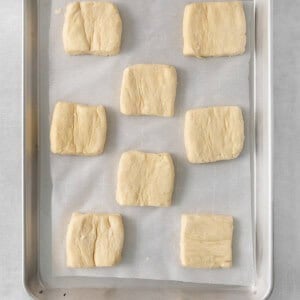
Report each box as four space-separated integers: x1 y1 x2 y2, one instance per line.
120 64 177 117
63 2 122 56
66 213 124 268
181 214 233 268
116 151 175 207
50 101 107 156
183 2 246 57
184 106 244 163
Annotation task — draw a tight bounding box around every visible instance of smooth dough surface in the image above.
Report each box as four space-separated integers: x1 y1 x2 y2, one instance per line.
181 214 233 268
120 64 177 117
50 101 107 156
116 151 175 207
184 106 244 163
63 2 122 56
66 213 124 268
183 1 246 57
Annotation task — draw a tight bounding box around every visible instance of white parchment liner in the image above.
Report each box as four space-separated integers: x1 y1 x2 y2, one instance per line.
50 0 254 285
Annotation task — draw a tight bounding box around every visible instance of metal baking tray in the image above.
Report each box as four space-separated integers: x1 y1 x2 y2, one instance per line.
23 0 273 298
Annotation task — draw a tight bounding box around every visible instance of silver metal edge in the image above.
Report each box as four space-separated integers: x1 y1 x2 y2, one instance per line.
22 0 34 297
22 0 43 298
253 0 273 298
263 0 274 298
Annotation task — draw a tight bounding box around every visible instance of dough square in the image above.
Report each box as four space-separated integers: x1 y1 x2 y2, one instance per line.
63 2 122 56
181 214 233 268
116 151 175 207
184 106 244 163
50 101 107 156
66 213 124 268
183 1 246 57
120 64 177 117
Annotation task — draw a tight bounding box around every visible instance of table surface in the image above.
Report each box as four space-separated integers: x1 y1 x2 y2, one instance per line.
0 0 299 299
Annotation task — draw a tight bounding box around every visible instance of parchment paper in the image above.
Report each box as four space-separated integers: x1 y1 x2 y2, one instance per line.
50 0 254 285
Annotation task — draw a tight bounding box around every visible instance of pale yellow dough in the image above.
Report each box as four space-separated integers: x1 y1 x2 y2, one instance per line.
50 101 107 156
116 151 175 207
181 214 233 268
183 1 246 57
66 213 124 268
120 64 177 117
184 106 244 163
63 2 122 56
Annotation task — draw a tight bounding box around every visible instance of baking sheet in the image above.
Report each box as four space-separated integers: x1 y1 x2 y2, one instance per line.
50 0 254 285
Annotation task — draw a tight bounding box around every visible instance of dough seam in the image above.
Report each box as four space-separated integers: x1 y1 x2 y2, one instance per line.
67 213 124 268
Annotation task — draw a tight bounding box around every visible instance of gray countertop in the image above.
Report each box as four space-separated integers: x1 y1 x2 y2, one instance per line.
0 0 299 298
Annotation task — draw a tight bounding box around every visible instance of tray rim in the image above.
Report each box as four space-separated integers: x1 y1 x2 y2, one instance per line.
22 0 273 298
